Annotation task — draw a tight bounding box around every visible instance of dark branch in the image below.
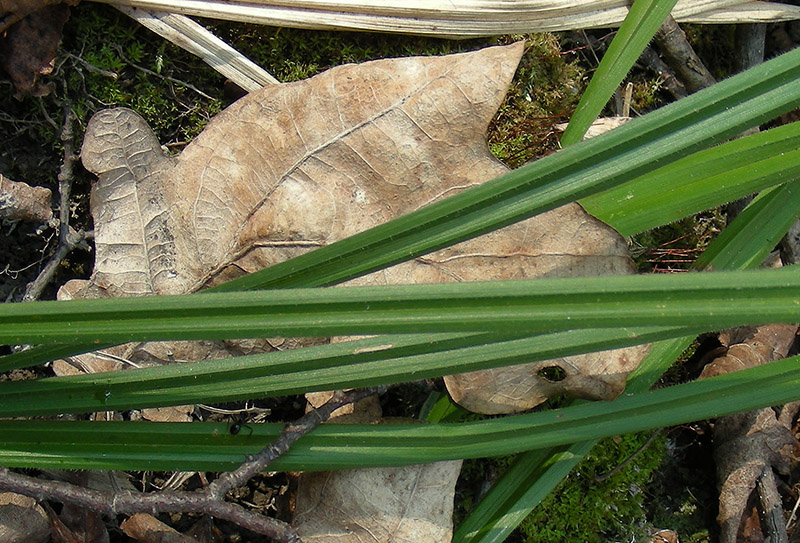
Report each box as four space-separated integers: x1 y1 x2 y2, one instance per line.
0 387 387 541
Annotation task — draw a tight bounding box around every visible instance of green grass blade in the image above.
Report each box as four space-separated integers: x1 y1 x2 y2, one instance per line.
694 180 800 271
3 268 800 344
206 46 800 291
561 0 678 146
581 122 800 236
0 342 112 373
2 354 800 472
0 326 699 417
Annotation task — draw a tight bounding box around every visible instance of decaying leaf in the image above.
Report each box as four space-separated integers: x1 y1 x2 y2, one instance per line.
121 513 196 543
46 500 109 543
0 173 52 221
293 461 462 543
0 2 74 96
70 42 646 414
0 492 50 543
700 323 800 543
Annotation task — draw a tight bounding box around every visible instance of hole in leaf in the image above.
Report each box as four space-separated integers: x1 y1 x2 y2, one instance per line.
537 365 567 382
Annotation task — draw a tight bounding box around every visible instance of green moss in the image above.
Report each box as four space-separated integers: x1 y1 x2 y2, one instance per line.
516 431 667 543
59 5 225 144
488 34 586 167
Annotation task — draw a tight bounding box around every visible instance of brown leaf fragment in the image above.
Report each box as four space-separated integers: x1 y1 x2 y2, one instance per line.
0 173 52 221
46 500 109 543
293 461 462 543
306 390 382 424
68 44 524 370
0 492 50 543
121 513 197 543
713 407 798 543
0 3 72 96
140 404 193 422
0 0 69 31
445 341 649 414
699 323 800 543
700 324 798 379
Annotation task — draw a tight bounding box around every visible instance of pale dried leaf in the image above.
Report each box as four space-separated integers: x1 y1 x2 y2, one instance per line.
555 116 631 139
293 461 462 543
0 492 50 543
141 405 193 422
99 0 800 36
67 43 525 365
445 343 650 414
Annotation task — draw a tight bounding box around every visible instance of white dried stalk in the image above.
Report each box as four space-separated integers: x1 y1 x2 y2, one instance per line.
117 5 279 90
97 0 800 36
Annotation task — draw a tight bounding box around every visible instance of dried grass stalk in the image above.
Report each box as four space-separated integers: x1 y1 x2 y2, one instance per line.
97 0 800 36
116 5 278 90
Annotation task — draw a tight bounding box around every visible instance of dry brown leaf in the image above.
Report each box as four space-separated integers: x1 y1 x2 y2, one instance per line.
46 500 109 543
71 42 645 415
306 390 382 424
140 404 193 422
0 173 52 221
0 2 73 95
699 323 800 543
700 324 797 379
293 461 462 543
0 492 50 543
121 513 196 543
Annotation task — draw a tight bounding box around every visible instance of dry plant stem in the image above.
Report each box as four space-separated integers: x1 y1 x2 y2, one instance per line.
113 44 215 100
58 106 76 247
653 15 716 92
758 467 790 543
0 387 386 542
22 107 89 302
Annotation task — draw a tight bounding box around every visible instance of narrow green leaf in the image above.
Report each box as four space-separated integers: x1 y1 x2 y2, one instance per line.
581 122 800 236
457 168 800 542
561 0 678 146
0 327 698 417
694 180 800 271
453 442 596 543
2 354 800 471
3 268 800 344
0 342 112 373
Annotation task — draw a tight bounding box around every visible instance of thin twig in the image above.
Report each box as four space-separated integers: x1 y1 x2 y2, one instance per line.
0 387 387 541
22 107 90 302
210 386 388 498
